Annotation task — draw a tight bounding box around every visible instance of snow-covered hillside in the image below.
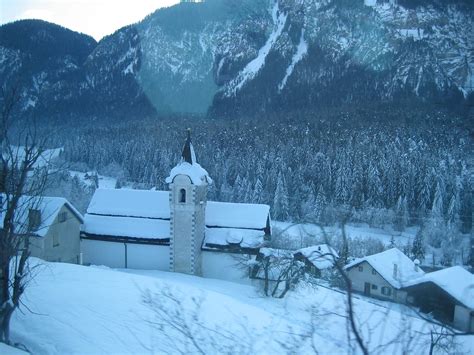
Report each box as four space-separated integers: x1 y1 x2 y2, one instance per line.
10 260 474 353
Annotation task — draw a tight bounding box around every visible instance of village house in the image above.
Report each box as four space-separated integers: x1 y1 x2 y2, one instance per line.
344 248 425 303
294 244 339 277
1 195 83 264
81 131 271 283
403 266 474 332
345 248 474 331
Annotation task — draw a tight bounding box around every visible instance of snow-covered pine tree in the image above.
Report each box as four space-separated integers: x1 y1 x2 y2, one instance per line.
252 177 263 204
273 172 290 221
389 235 396 249
314 185 327 224
431 181 444 227
411 229 425 262
394 195 409 232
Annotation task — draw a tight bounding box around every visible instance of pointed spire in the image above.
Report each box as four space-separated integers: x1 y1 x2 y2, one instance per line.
181 128 196 164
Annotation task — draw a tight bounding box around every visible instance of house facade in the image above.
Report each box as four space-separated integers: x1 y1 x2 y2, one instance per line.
81 131 271 283
3 196 84 264
345 248 425 303
403 266 474 332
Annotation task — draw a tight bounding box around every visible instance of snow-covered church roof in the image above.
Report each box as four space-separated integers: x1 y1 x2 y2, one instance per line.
345 248 425 289
82 188 270 249
87 188 170 219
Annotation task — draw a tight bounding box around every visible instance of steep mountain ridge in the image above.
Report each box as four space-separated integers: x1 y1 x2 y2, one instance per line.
0 0 472 120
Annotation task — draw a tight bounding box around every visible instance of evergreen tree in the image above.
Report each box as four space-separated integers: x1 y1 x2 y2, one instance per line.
252 178 263 204
394 195 409 232
431 181 444 227
314 185 327 224
301 188 317 223
389 235 396 249
411 229 425 262
273 172 290 221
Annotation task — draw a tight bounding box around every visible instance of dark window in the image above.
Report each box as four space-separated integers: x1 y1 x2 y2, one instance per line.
372 269 377 275
358 266 363 272
381 287 392 296
53 233 59 247
28 209 41 231
371 284 378 290
179 189 186 203
58 211 67 223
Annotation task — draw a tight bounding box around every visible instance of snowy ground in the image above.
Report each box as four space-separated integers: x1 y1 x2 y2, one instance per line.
0 343 27 354
272 221 416 247
9 260 474 354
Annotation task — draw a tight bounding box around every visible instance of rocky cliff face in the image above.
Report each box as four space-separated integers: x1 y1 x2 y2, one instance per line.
1 0 472 120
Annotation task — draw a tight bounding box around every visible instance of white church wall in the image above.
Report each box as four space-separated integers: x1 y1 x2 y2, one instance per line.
81 239 125 268
127 244 169 270
202 251 252 285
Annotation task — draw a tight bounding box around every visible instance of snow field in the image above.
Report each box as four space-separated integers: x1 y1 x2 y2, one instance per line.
10 260 473 354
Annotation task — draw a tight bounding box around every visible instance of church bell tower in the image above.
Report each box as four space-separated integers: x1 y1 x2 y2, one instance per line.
166 129 211 275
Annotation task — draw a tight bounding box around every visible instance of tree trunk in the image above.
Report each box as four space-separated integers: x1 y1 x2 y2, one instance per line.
0 303 14 344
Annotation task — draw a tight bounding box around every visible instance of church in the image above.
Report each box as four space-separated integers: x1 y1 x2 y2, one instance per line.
80 131 271 282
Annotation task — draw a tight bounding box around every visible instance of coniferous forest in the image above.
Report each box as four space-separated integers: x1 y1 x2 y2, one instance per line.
38 102 472 266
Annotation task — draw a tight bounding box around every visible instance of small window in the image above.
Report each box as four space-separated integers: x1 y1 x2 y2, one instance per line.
58 212 67 223
372 269 377 275
371 284 378 290
381 287 392 296
179 189 186 203
358 266 363 272
28 209 41 231
53 233 59 247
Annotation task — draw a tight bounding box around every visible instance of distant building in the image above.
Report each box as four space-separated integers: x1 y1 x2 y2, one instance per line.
81 131 271 283
294 244 338 277
403 266 474 332
1 196 83 263
344 248 425 303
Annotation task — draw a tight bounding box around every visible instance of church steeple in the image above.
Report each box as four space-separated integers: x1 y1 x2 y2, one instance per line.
181 128 196 164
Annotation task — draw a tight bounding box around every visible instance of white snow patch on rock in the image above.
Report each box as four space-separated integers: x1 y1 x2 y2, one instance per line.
279 29 308 92
226 2 287 96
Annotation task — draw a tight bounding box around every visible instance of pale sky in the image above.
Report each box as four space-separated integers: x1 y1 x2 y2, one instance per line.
0 0 180 41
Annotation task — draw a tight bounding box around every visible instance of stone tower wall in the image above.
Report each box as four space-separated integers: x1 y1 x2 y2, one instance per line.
169 174 207 275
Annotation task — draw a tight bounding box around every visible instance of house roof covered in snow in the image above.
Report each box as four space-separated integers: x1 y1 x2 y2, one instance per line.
345 248 425 289
403 266 474 309
1 195 83 237
295 244 338 270
82 188 270 249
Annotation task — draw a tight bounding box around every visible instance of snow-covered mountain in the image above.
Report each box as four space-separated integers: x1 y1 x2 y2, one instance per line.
1 0 473 119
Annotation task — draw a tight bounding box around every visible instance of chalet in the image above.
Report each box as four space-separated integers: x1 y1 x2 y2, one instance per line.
294 244 338 277
403 266 474 332
1 195 83 264
81 131 271 283
344 248 425 303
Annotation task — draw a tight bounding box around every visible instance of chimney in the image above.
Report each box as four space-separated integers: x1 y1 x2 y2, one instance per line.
414 259 420 272
393 263 398 279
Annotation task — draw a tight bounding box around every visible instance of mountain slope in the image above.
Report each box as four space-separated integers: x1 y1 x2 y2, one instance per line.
1 0 473 120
